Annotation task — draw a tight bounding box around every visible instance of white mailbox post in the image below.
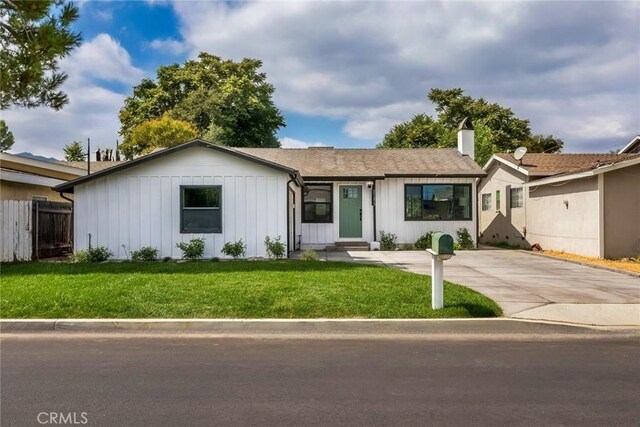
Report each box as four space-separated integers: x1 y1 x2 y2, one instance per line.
426 232 455 310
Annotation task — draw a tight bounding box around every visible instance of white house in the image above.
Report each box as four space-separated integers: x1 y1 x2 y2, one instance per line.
55 122 486 259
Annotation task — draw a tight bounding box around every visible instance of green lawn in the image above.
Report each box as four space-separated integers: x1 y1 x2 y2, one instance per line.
0 261 502 319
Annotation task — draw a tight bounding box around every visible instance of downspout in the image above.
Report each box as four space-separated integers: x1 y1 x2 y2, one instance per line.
286 175 297 256
372 181 377 242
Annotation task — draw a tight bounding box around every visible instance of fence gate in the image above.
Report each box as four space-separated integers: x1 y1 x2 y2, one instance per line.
32 200 73 260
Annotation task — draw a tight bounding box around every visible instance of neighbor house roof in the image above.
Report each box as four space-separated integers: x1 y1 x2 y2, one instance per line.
492 152 640 177
523 154 640 187
58 160 123 172
619 135 640 154
236 147 485 180
1 152 85 181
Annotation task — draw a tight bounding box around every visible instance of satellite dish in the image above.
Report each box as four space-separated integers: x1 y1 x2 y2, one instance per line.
514 147 527 161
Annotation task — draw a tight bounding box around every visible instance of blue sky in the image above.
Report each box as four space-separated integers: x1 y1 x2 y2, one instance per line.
4 1 639 157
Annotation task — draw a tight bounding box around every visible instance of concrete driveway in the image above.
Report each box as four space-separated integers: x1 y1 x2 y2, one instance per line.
325 248 640 326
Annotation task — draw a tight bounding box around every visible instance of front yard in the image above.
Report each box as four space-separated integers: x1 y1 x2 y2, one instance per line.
0 261 501 319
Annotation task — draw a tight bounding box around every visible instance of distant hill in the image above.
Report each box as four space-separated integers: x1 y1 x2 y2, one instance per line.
14 152 60 162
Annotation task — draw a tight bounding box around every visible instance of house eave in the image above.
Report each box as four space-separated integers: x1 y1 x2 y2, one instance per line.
54 139 301 193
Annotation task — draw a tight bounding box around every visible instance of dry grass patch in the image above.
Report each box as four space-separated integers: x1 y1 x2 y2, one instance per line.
542 250 640 274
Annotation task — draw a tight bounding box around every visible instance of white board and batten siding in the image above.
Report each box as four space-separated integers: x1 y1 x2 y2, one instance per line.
74 146 289 259
376 177 477 245
1 200 32 261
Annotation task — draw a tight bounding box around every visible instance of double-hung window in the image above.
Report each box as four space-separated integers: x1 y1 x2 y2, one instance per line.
481 193 491 211
510 187 524 208
405 184 472 221
180 186 222 233
303 184 333 223
496 190 501 211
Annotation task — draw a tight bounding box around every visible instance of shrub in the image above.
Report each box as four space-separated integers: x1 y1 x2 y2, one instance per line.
221 239 246 259
162 256 172 262
176 238 205 260
131 246 159 262
379 231 397 251
73 246 112 263
210 257 220 262
264 236 286 259
456 227 474 249
302 249 318 261
403 243 415 251
414 232 433 250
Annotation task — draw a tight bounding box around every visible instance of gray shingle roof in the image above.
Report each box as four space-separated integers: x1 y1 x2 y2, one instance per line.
235 147 485 179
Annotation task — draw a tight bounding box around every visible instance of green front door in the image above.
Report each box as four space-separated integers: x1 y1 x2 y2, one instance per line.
339 185 362 238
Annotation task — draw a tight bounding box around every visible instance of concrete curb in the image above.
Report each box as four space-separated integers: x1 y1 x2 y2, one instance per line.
520 250 640 278
2 318 638 335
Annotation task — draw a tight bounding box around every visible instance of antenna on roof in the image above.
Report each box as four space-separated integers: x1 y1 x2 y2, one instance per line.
87 137 91 174
513 146 527 164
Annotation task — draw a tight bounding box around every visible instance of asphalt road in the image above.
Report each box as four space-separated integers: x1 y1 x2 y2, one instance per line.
1 335 639 426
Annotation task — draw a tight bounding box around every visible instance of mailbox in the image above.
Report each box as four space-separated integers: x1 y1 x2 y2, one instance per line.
431 232 454 255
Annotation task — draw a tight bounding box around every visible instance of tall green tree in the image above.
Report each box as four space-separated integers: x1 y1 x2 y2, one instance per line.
119 115 198 159
0 0 82 110
378 88 563 165
0 119 15 152
119 53 285 149
63 140 85 161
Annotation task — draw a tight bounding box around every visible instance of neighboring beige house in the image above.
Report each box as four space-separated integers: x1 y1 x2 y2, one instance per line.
478 152 640 259
0 152 85 201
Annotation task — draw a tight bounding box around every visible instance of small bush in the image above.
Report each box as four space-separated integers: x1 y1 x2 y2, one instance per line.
162 256 172 263
131 246 159 262
176 238 205 260
221 239 246 259
414 232 433 250
456 227 474 249
264 236 286 259
73 246 112 263
302 249 318 261
403 243 415 250
210 257 220 262
379 231 397 251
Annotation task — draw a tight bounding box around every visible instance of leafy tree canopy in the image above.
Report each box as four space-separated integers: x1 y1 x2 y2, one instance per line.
63 140 85 161
378 88 563 165
0 0 82 110
0 120 15 152
119 115 198 159
119 53 285 149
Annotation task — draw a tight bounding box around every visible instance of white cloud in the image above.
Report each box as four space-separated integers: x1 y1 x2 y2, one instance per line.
171 1 639 151
2 34 144 158
148 38 188 55
280 137 327 149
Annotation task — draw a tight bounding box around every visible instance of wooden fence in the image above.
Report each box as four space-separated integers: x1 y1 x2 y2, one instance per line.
32 200 73 260
1 200 33 262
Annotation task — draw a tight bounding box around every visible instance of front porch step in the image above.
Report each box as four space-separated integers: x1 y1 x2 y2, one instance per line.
326 242 370 251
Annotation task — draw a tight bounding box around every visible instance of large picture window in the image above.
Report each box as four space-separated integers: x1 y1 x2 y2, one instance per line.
405 184 472 221
180 186 222 233
303 184 333 223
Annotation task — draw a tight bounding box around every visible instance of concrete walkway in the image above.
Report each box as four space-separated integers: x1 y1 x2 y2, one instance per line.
323 248 640 327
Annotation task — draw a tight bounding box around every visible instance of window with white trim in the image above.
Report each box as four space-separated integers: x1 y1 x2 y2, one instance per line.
481 193 491 211
510 187 523 208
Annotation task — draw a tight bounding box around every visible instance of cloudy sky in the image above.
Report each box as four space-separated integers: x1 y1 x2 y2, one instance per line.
3 0 639 158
